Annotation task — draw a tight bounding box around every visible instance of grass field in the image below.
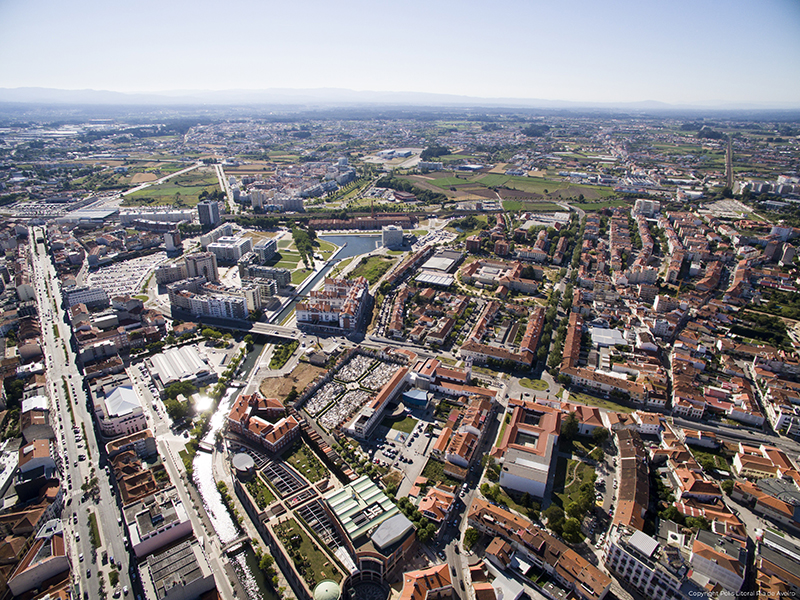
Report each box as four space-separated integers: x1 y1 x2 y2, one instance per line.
520 378 549 391
382 415 417 434
291 269 313 285
349 255 396 285
284 442 328 483
552 457 595 509
421 458 462 487
502 201 563 212
122 168 220 207
428 176 474 188
569 391 634 413
316 239 338 258
571 199 631 211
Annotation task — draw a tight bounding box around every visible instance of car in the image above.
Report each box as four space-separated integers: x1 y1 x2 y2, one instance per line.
79 553 84 561
123 587 129 596
87 568 91 578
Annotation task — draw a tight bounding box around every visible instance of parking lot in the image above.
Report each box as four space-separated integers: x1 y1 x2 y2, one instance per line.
87 251 168 297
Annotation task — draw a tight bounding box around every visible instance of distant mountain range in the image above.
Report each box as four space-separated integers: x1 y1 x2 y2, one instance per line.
0 87 795 112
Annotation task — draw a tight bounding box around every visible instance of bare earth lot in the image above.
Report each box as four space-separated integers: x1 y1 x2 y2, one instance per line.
260 362 325 399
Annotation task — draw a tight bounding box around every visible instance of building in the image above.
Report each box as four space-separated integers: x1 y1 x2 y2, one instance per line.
197 200 221 228
154 263 188 285
254 237 278 262
467 499 610 600
344 368 409 439
188 292 248 320
492 401 560 498
604 524 688 600
323 476 416 585
400 564 453 600
297 277 370 332
199 223 233 248
7 520 69 597
139 538 216 600
106 429 158 460
147 345 216 389
95 385 147 438
63 285 109 309
184 252 219 283
123 487 193 558
689 529 746 594
208 235 253 263
382 225 404 248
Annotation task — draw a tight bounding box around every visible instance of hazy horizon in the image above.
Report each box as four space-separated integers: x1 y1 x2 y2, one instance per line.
1 0 799 108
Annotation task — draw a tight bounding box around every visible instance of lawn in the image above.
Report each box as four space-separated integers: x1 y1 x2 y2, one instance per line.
382 415 417 434
284 442 328 483
275 518 342 586
88 512 101 549
552 458 595 509
520 378 549 391
291 269 313 285
245 473 276 509
349 256 396 285
568 391 634 413
315 239 338 258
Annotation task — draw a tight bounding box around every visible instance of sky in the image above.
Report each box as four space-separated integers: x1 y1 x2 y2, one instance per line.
1 0 799 107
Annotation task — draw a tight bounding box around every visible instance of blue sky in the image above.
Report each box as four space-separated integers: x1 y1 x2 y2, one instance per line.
1 0 799 106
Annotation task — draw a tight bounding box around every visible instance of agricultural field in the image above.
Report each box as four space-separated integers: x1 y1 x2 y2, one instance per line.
122 167 220 207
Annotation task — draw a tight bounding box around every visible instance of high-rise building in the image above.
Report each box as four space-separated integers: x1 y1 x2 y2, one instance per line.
197 201 221 228
184 252 219 282
381 225 404 248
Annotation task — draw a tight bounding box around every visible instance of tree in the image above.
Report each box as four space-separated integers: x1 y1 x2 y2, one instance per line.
566 501 584 520
561 412 580 441
202 327 222 341
544 505 565 528
721 479 735 495
464 527 480 550
592 427 610 446
562 518 582 543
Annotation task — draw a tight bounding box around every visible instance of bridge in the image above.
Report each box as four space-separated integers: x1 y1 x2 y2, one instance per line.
195 316 299 341
221 534 251 555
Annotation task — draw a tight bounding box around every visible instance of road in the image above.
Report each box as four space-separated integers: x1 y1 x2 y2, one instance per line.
29 227 133 599
214 163 237 215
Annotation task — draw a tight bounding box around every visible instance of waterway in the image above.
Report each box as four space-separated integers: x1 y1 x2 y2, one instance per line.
273 233 381 324
193 341 277 600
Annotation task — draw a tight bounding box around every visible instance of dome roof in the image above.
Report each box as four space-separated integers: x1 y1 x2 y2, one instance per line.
313 580 341 600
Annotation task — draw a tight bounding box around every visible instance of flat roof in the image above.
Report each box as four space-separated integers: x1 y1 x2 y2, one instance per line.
416 271 454 287
629 529 659 558
590 327 626 347
324 475 399 544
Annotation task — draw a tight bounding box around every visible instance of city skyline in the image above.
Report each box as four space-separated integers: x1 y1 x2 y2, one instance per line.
1 0 799 108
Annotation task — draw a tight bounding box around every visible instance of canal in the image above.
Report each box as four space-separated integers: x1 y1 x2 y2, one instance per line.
273 233 381 324
193 340 277 600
